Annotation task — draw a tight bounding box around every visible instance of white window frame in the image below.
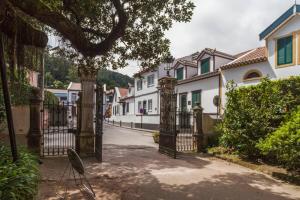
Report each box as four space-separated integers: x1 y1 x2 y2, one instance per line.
137 79 143 91
148 99 153 112
147 74 155 87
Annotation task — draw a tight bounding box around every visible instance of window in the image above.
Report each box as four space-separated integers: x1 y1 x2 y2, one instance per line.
243 70 262 81
192 91 201 107
71 93 77 103
148 99 153 112
176 68 184 80
143 100 147 113
126 102 129 113
137 79 143 91
201 58 210 74
147 74 154 87
179 94 187 111
138 101 142 112
277 35 293 66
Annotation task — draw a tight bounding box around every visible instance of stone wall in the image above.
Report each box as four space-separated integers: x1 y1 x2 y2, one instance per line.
0 106 30 146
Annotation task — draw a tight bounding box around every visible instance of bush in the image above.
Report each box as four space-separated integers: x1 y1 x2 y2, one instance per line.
44 90 59 104
0 145 40 200
152 131 159 143
257 107 300 171
219 77 300 158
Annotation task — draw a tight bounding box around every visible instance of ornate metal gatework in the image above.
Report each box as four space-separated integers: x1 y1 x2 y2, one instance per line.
41 101 78 156
95 84 103 162
159 77 177 158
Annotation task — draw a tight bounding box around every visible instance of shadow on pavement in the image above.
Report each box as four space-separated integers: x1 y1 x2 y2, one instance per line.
38 144 300 200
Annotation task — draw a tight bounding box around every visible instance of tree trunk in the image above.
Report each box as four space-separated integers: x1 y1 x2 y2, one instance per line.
79 72 96 155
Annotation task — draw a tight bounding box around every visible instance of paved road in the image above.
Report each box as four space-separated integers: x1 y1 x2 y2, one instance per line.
38 125 300 200
103 124 157 147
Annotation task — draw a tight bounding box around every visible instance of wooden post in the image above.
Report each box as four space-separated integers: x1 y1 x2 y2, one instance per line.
193 102 205 153
0 33 18 161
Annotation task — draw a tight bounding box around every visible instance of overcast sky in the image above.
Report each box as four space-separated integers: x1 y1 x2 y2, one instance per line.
116 0 294 76
49 0 295 77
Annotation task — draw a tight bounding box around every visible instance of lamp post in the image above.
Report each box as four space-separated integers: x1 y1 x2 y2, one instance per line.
164 55 175 77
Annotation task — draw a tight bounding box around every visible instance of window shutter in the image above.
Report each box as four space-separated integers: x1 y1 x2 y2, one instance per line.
192 91 201 107
177 68 184 80
201 58 210 74
277 36 293 66
285 36 293 64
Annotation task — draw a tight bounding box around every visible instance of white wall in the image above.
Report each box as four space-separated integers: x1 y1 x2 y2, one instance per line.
135 71 158 96
176 75 219 113
135 92 159 115
267 15 300 78
220 61 277 111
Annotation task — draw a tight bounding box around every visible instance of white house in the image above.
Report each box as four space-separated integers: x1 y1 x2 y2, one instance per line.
220 4 300 111
45 88 68 103
67 82 81 104
175 48 235 114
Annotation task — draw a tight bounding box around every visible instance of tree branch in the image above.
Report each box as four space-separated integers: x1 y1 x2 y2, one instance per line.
9 0 128 58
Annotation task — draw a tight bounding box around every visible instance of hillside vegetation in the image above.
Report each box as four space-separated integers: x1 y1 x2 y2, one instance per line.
45 51 133 89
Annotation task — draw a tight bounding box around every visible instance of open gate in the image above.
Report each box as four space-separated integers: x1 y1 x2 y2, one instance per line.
95 85 103 162
41 84 103 160
41 102 78 156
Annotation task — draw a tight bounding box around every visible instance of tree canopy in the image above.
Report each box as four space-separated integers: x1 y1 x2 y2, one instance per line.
8 0 195 71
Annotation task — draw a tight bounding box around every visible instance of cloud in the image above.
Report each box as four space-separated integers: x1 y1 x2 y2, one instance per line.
165 0 293 57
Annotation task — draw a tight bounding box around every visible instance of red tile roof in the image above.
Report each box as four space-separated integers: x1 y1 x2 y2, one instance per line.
221 47 267 70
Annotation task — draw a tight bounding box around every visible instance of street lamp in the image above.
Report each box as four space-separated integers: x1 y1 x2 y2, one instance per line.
164 55 175 77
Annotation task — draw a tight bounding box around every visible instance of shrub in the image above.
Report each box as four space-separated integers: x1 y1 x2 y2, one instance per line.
152 131 159 143
257 107 300 171
44 90 59 104
0 145 40 200
219 77 300 158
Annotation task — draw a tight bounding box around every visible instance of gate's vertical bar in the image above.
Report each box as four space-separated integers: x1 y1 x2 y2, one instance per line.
95 84 103 162
57 102 60 155
47 101 50 156
52 101 55 156
62 101 65 154
41 102 44 157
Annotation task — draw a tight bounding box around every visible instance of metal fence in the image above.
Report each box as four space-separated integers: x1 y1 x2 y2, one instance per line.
41 102 78 156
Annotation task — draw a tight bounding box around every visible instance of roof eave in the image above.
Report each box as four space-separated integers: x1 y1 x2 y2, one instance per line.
259 5 298 40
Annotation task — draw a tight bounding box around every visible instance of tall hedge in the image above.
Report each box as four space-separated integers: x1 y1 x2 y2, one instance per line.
219 77 300 158
257 106 300 170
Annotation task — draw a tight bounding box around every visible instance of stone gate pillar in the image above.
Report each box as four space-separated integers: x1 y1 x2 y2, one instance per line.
28 87 42 154
79 72 96 156
193 102 205 153
158 77 177 158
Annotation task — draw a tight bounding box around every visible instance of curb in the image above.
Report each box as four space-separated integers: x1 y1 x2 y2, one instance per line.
211 153 300 186
104 123 156 134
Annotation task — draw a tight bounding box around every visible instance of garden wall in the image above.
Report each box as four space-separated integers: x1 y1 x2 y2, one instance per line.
0 106 30 146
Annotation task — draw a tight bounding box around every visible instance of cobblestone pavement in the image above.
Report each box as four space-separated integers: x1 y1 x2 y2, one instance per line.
38 124 300 200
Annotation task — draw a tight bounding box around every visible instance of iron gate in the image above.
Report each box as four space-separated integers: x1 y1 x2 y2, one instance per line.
177 111 197 152
41 102 78 156
95 85 103 162
159 92 177 158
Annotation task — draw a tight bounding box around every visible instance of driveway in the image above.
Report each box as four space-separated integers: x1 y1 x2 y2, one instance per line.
38 124 300 200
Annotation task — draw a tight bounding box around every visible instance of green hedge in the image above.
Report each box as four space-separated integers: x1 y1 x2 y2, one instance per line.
219 77 300 158
44 90 59 105
0 145 40 200
257 106 300 171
